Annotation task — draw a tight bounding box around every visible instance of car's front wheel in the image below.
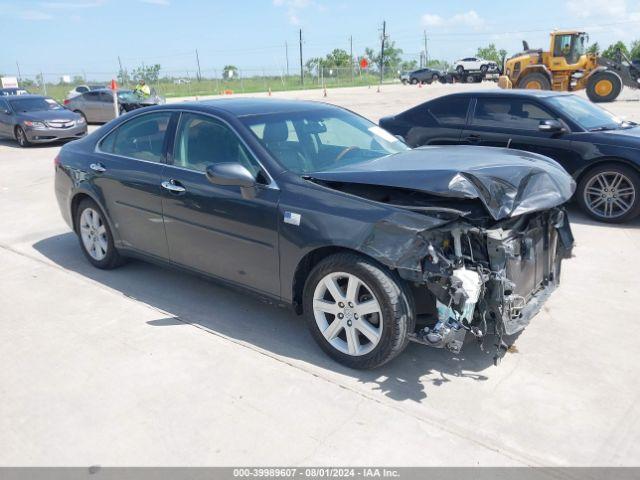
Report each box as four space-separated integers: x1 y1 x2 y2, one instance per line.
410 78 418 85
303 253 414 369
15 126 31 147
577 163 640 223
456 65 464 75
75 198 124 269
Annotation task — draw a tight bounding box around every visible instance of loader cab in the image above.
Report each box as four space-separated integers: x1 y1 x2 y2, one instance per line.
550 32 588 68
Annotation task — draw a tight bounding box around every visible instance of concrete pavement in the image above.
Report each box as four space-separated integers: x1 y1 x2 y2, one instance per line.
1 83 639 466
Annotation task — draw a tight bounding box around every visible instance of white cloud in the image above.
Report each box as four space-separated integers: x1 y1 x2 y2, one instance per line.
566 0 627 19
273 0 319 25
40 0 106 8
421 10 486 30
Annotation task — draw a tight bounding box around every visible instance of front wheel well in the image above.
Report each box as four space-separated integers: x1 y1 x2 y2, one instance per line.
70 192 93 233
575 158 640 185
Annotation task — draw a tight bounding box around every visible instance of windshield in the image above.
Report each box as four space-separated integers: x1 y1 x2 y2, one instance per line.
546 95 622 130
117 90 139 102
241 108 409 174
8 97 63 112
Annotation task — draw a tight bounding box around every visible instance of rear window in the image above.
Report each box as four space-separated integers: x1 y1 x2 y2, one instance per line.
404 96 470 127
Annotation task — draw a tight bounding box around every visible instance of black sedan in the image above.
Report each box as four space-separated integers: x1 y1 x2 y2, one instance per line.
55 99 574 368
380 90 640 223
0 95 87 147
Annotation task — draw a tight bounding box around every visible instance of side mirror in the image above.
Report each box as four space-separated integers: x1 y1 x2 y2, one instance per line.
206 162 256 188
538 119 565 133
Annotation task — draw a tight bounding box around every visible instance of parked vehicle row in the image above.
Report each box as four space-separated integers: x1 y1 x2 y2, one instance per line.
380 90 640 223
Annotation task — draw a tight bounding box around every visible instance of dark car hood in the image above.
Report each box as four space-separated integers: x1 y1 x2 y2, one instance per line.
17 109 79 122
585 125 640 148
309 146 576 221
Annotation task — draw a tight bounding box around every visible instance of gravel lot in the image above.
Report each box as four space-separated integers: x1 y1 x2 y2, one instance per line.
1 82 639 466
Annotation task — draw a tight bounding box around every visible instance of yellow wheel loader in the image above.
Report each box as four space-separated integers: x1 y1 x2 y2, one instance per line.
499 31 640 102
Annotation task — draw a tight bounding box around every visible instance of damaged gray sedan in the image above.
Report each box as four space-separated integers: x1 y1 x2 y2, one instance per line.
54 99 574 369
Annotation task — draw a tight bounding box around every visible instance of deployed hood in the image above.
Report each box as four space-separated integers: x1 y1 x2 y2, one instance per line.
309 146 576 221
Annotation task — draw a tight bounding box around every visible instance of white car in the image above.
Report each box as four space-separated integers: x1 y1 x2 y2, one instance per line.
67 84 106 99
453 57 498 74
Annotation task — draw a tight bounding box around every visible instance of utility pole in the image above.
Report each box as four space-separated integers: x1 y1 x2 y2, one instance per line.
349 35 354 83
117 56 124 84
285 41 290 77
16 61 22 82
195 49 202 82
379 20 386 91
423 30 428 66
299 29 304 85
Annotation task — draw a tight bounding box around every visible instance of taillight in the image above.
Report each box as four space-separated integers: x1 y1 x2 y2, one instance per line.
63 99 70 105
54 154 61 168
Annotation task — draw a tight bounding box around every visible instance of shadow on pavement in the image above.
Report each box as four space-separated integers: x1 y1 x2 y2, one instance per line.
566 204 640 229
34 232 506 403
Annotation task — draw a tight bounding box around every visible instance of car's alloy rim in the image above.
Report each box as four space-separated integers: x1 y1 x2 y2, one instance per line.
313 272 383 356
79 208 108 261
16 129 25 145
584 171 636 218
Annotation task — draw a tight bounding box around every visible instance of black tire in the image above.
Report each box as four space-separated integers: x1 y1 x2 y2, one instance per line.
577 163 640 223
303 252 415 369
410 78 418 85
75 198 125 269
431 74 439 83
517 72 551 90
480 64 488 73
456 65 465 75
465 75 476 83
586 71 622 103
14 126 31 147
401 79 408 85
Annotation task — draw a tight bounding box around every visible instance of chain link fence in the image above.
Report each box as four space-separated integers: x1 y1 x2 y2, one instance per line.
6 66 402 102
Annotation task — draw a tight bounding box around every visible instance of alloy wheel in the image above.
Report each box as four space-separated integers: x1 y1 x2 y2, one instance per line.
79 208 109 261
312 272 383 356
16 128 27 147
583 171 636 219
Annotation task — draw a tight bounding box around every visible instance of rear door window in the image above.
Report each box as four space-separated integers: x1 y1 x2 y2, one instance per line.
472 98 555 130
99 111 172 162
427 97 470 125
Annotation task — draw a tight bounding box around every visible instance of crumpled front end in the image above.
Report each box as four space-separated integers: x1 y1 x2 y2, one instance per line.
358 206 574 362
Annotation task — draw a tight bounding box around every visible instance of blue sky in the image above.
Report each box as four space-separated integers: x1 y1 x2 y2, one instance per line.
2 0 640 80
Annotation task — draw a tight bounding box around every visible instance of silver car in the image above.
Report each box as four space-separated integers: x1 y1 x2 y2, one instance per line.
64 89 165 123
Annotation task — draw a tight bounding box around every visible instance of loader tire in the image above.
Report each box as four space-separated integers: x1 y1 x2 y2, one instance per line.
587 71 622 103
518 72 551 90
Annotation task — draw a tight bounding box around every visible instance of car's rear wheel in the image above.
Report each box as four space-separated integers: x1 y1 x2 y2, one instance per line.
14 126 30 147
480 64 488 73
431 74 439 82
456 65 464 75
577 163 640 223
303 253 414 369
75 198 124 269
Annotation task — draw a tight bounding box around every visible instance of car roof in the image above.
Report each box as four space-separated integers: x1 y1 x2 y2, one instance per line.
3 94 48 99
162 97 344 117
437 90 572 99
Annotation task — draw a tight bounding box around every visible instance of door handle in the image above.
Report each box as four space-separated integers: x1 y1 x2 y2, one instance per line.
90 163 106 173
161 180 186 193
465 134 481 144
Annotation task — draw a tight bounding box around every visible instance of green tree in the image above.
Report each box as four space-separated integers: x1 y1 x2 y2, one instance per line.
304 58 324 76
365 40 404 73
476 43 507 64
324 49 351 68
132 64 161 83
602 41 630 60
117 68 131 86
222 65 238 80
586 42 600 55
630 40 640 60
400 60 418 72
